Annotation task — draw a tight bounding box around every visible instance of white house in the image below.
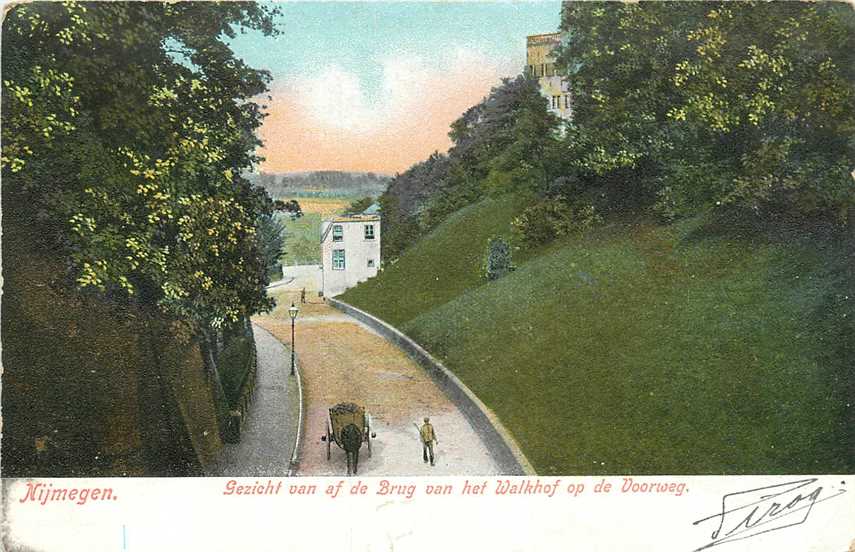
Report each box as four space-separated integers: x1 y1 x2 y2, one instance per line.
320 214 381 297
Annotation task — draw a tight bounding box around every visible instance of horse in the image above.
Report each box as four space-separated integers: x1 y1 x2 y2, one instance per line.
340 423 363 476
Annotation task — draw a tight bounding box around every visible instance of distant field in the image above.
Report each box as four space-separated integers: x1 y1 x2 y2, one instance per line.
291 197 351 217
277 190 380 200
277 197 350 266
251 170 390 200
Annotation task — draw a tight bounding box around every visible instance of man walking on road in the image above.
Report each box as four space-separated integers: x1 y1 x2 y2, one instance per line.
420 417 437 466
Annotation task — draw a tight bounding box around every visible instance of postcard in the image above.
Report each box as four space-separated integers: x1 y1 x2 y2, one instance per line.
1 1 853 551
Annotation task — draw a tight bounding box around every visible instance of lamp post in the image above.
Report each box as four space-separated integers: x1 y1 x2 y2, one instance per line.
288 302 300 376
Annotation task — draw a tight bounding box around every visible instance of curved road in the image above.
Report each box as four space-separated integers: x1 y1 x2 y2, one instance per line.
255 289 502 476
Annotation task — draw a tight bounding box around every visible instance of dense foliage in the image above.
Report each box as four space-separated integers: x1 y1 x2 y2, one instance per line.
345 196 375 214
2 2 281 331
380 75 561 259
273 199 303 217
557 1 855 224
256 214 287 280
382 3 855 257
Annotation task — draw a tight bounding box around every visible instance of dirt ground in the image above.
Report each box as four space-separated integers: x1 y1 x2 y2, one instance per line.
291 197 350 217
254 289 501 476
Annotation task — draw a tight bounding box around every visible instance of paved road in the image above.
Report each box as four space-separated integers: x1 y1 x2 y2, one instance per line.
273 264 322 293
255 290 502 477
210 324 300 476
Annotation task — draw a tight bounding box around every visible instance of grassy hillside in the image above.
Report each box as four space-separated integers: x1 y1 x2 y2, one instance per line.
341 196 854 475
343 195 540 325
278 211 322 265
277 198 351 267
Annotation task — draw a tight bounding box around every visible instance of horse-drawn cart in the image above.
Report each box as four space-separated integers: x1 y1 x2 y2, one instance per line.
321 402 375 474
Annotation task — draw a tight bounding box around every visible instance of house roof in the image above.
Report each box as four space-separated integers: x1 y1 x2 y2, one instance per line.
320 213 380 242
328 214 380 223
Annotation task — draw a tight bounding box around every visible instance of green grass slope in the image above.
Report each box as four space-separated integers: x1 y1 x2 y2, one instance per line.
278 211 322 265
341 197 853 475
342 195 537 325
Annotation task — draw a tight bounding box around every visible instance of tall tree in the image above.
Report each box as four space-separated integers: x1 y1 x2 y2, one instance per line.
2 2 280 334
556 2 855 223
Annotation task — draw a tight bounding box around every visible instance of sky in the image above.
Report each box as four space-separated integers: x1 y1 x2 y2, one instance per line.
228 2 562 175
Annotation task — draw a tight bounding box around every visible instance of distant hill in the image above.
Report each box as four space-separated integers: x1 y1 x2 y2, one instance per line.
248 171 391 199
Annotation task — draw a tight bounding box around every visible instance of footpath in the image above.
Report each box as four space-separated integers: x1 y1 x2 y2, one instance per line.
210 324 300 476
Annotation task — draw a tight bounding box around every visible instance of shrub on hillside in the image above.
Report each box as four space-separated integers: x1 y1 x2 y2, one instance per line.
511 199 602 246
484 236 514 281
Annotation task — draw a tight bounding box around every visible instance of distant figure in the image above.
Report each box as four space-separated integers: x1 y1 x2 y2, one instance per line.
300 288 306 304
420 417 437 466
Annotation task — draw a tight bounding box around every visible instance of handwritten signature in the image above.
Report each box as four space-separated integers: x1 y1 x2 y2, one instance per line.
692 478 847 551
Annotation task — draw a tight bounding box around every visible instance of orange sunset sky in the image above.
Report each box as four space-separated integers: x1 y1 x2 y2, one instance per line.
228 3 561 175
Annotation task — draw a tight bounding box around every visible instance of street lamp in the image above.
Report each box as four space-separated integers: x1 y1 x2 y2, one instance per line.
288 302 300 376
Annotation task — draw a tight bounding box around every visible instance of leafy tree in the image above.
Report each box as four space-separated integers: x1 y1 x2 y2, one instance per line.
382 75 569 256
274 199 303 217
556 2 855 223
257 214 287 279
345 196 374 214
3 2 277 311
426 76 552 224
2 2 280 371
378 191 422 262
483 77 563 198
379 152 450 260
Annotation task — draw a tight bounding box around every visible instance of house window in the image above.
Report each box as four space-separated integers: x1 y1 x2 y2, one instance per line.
332 249 345 270
364 224 375 240
332 224 343 242
367 259 375 268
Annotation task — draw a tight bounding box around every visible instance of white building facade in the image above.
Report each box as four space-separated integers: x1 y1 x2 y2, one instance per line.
320 214 381 297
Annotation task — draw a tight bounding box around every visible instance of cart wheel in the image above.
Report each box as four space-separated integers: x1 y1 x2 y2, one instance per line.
366 415 373 458
326 422 331 461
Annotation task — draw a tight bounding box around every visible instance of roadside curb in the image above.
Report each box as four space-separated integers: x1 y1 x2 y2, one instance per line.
328 298 536 476
288 348 304 477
